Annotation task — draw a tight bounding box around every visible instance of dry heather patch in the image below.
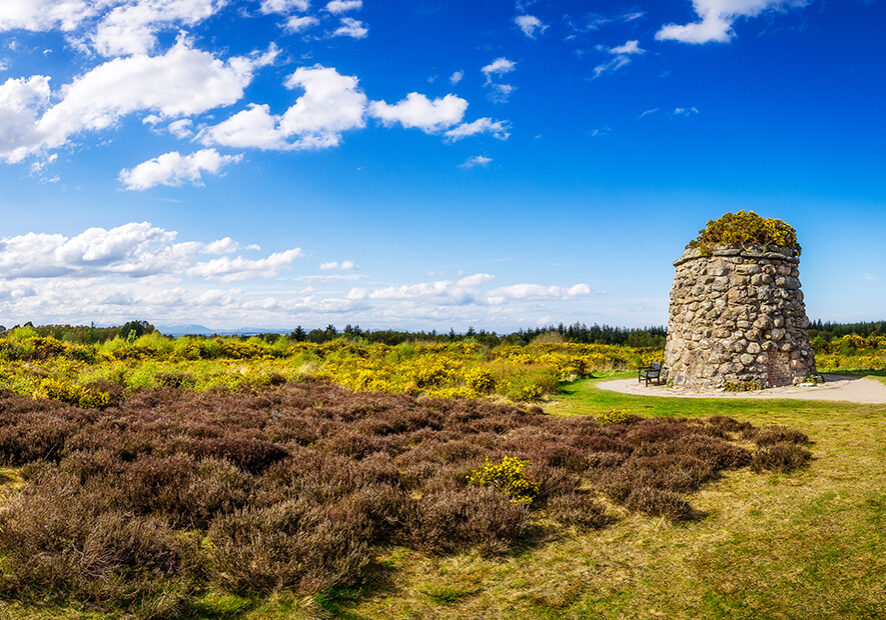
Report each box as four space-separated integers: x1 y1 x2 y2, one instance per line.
0 381 810 616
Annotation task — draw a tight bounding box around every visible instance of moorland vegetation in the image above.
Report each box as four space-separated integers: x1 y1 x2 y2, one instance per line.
0 381 810 617
0 320 883 617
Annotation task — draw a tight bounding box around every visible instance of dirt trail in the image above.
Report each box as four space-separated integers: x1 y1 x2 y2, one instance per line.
597 374 886 404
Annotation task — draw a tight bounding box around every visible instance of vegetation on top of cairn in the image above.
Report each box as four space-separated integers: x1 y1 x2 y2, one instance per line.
687 210 801 256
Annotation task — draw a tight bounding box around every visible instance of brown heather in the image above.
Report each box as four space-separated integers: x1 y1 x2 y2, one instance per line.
0 380 810 616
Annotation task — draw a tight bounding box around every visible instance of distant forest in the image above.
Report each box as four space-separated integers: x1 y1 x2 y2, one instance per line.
0 319 882 348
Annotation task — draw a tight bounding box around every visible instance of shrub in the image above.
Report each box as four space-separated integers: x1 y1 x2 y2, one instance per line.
192 437 289 474
687 210 801 255
33 378 110 409
466 455 541 505
597 408 630 425
408 487 531 555
750 442 811 473
208 500 371 595
547 493 610 529
752 425 810 447
624 487 695 520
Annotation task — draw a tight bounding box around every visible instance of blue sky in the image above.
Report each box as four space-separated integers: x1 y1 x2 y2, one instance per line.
0 0 883 331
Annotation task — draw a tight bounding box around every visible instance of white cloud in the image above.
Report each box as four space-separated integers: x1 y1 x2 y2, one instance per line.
0 40 276 163
481 57 516 82
347 274 590 308
481 58 516 103
204 237 260 254
639 107 659 118
167 118 193 137
609 40 643 55
260 0 310 14
672 106 700 116
449 70 463 85
369 93 467 133
444 117 510 142
0 0 96 33
459 155 492 169
91 0 227 57
486 283 591 304
320 260 357 271
326 0 361 13
0 221 302 281
119 148 242 190
514 15 547 38
285 15 319 31
0 223 602 328
332 16 367 38
200 64 367 150
593 40 644 78
186 248 305 281
656 0 807 44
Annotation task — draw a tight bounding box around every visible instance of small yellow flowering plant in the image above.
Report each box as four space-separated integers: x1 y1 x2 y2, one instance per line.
466 456 540 505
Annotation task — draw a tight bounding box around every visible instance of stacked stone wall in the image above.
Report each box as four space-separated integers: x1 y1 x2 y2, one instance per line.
664 246 816 389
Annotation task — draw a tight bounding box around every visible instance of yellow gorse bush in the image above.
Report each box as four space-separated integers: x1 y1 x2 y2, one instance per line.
466 456 540 505
687 210 801 255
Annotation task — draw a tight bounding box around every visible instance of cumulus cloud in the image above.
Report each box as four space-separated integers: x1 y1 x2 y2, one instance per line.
482 57 516 81
514 15 547 38
199 64 367 150
593 39 644 78
0 0 96 33
444 118 510 142
0 222 303 281
320 260 357 271
326 0 361 13
369 93 467 133
481 57 516 103
486 283 590 304
346 273 591 308
0 40 276 163
656 0 807 44
91 0 227 57
259 0 310 14
0 223 598 328
459 155 492 168
119 148 242 190
332 16 367 38
449 70 463 85
285 15 319 32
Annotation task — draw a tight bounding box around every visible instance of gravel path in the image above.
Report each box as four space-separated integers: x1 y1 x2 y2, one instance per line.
596 374 886 404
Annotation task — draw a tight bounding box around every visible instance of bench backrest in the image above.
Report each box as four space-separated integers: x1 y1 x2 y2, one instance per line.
649 361 662 370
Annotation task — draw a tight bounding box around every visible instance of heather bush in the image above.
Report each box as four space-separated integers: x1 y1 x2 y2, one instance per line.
408 487 531 555
547 493 611 529
208 500 372 595
750 442 812 473
625 487 695 520
752 425 810 447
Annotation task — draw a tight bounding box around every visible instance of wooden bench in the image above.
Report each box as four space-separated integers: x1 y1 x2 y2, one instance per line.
638 361 664 386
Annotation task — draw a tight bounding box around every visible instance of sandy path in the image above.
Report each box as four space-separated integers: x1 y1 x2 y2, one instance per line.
596 374 886 404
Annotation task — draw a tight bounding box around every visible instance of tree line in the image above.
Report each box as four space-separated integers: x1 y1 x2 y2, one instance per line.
2 319 883 348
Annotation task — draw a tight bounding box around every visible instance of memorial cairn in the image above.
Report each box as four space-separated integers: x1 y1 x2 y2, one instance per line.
664 211 817 390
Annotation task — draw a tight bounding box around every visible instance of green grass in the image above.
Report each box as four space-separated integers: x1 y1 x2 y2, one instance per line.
3 374 886 619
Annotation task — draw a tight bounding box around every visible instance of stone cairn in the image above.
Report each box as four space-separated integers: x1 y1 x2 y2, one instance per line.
664 225 816 389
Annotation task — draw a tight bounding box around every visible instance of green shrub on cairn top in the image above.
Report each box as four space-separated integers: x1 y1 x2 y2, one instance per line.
687 210 801 256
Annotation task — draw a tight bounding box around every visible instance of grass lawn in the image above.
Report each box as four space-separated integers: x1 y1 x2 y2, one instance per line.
330 373 886 619
2 374 884 619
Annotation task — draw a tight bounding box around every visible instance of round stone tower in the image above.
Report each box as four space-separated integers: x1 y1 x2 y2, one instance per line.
664 213 816 389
